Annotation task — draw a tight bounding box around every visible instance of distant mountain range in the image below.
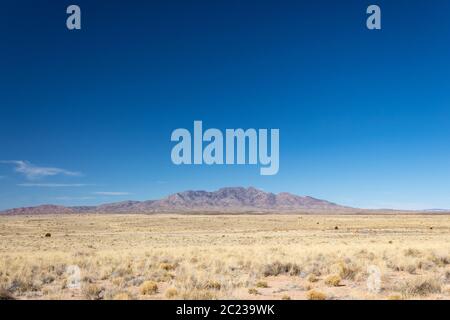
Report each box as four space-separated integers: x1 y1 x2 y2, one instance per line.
0 187 358 215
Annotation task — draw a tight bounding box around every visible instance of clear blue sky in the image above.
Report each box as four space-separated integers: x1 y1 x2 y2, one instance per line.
1 0 450 210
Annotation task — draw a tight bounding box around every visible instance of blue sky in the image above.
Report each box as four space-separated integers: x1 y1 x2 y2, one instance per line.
1 0 450 210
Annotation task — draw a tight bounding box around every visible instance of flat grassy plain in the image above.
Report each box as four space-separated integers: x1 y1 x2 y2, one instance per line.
1 214 450 300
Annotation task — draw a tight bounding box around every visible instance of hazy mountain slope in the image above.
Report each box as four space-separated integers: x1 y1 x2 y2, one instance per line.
1 187 353 214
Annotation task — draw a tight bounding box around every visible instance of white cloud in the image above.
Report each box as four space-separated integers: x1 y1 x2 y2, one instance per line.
18 183 89 187
93 192 131 196
1 160 81 180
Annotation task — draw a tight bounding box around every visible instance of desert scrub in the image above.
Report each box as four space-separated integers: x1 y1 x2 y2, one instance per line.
307 274 319 283
179 289 216 300
404 248 422 258
306 290 327 300
336 260 360 280
256 281 268 288
160 263 176 271
262 261 301 276
0 287 15 300
140 281 158 295
8 278 41 294
204 280 221 290
400 276 441 297
165 287 178 299
83 284 103 300
248 288 259 295
325 275 341 287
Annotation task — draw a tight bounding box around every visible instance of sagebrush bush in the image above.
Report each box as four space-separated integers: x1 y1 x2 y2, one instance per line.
306 290 327 300
325 275 341 287
83 284 103 300
262 261 301 276
400 276 441 297
140 281 158 295
165 287 178 299
256 281 268 288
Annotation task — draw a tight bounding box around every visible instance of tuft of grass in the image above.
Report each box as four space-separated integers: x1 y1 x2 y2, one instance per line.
83 284 103 300
336 261 359 280
140 281 158 295
281 294 291 300
306 290 327 300
165 287 178 299
204 280 221 290
325 275 341 287
400 276 441 297
179 289 216 300
248 288 259 295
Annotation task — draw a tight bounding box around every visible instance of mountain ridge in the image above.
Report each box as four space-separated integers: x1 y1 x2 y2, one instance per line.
0 187 357 215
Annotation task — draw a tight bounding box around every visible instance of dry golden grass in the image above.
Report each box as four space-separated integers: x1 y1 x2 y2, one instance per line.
0 214 449 300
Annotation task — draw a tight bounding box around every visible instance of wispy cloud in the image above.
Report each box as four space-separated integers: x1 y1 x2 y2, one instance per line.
93 192 131 196
54 196 96 201
1 160 81 180
18 183 89 187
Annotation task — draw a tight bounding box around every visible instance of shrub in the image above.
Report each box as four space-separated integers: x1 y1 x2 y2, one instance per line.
400 276 441 297
281 294 291 300
160 263 176 271
140 281 158 295
262 261 301 276
256 281 268 288
165 287 178 299
179 289 216 300
83 284 103 300
336 261 359 280
404 248 421 257
325 275 341 287
204 280 221 290
307 274 319 283
306 290 327 300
